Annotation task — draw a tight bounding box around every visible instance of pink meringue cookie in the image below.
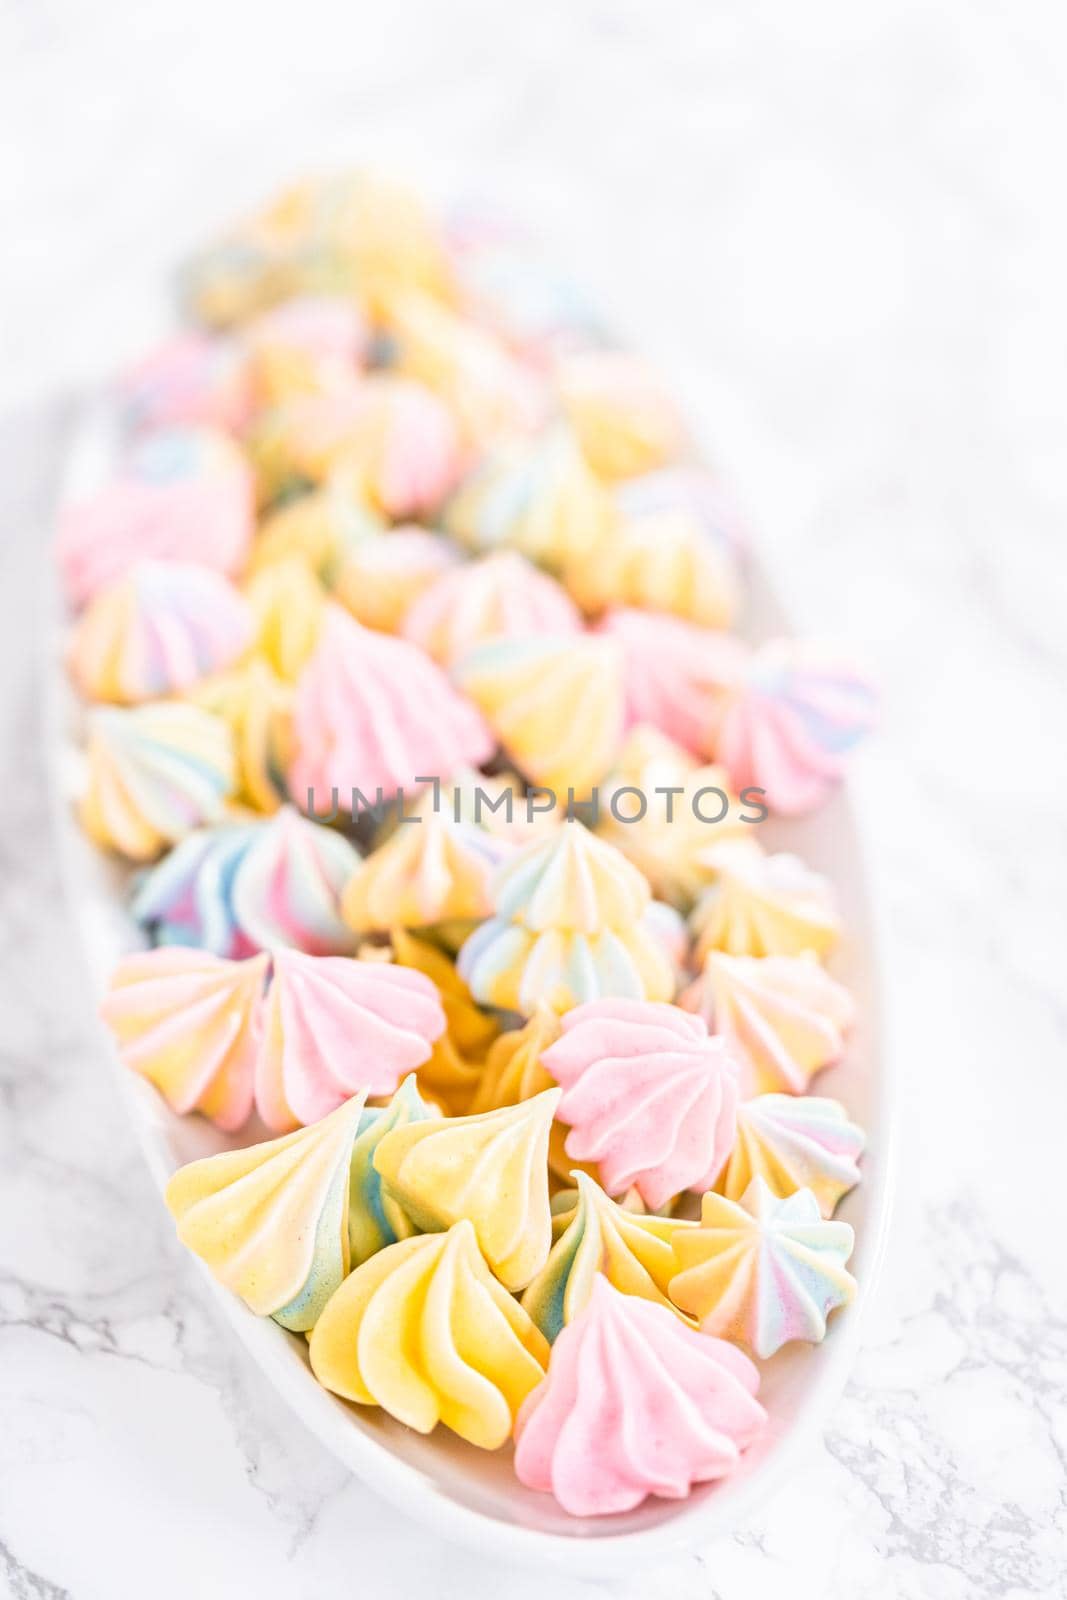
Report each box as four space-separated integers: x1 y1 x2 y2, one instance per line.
255 949 446 1132
57 427 255 609
119 332 252 434
290 603 494 812
402 550 581 668
513 1276 766 1516
599 608 748 758
543 999 740 1211
713 640 877 815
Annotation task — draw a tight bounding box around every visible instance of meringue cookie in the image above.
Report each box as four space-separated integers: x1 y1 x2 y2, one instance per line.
513 1277 766 1515
254 949 446 1132
348 1076 437 1266
543 999 740 1210
119 331 251 434
373 1089 560 1291
341 794 499 941
458 822 674 1016
521 1171 695 1342
722 1094 864 1218
683 950 855 1096
690 840 841 962
669 1178 857 1358
403 550 581 668
243 558 325 681
453 632 624 800
713 640 877 815
57 427 255 609
249 466 382 581
332 525 461 634
291 604 493 812
192 658 294 813
388 928 499 1113
100 947 268 1130
131 805 360 957
442 423 612 573
557 352 685 480
81 702 235 861
165 1092 367 1331
308 1220 549 1448
599 607 748 758
469 1005 561 1115
242 294 368 408
67 560 252 705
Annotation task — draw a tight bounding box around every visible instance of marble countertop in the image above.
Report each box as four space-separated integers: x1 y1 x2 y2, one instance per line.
2 2 1065 1596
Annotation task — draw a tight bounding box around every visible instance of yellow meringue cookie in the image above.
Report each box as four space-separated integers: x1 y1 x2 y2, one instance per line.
348 1076 438 1266
342 794 498 944
564 503 737 628
468 1007 588 1187
690 840 842 962
557 352 686 480
164 1092 367 1330
719 1094 864 1218
373 1089 560 1290
249 467 382 579
243 558 325 682
332 526 460 634
192 657 294 813
308 1220 548 1447
388 928 499 1113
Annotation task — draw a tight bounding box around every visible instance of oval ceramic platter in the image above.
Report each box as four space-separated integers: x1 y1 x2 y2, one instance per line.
48 388 892 1580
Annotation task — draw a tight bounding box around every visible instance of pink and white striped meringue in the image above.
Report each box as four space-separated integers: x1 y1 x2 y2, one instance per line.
254 949 446 1132
290 604 494 812
599 608 748 758
513 1276 766 1516
403 550 581 668
542 999 740 1211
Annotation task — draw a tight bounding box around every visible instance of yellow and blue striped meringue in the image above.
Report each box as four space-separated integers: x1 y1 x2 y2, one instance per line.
690 839 842 962
308 1220 549 1448
557 351 685 480
720 1094 864 1218
81 702 236 861
348 1075 437 1266
164 1091 367 1331
192 657 294 814
243 558 326 682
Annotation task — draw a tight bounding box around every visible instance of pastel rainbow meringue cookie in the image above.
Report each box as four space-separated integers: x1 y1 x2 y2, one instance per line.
57 427 255 610
348 1075 438 1266
332 525 461 634
520 1170 696 1343
67 560 253 705
513 1276 767 1516
249 465 382 583
100 947 269 1130
713 640 877 816
457 821 675 1016
542 999 740 1211
690 839 842 963
721 1094 864 1218
373 1089 560 1291
453 632 624 801
682 950 855 1097
192 658 294 813
599 607 749 759
81 702 235 861
165 1092 367 1332
668 1178 857 1358
468 1004 561 1115
556 351 686 481
254 948 445 1132
403 550 581 668
119 331 252 435
441 423 613 574
241 294 369 409
387 928 499 1114
243 558 325 682
290 604 494 812
308 1220 549 1448
131 804 361 958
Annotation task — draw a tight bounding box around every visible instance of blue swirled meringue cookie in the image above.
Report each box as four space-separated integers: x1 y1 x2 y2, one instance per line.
132 803 361 957
348 1075 437 1266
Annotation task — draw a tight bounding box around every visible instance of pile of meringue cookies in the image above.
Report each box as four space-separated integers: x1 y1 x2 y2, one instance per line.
58 172 876 1520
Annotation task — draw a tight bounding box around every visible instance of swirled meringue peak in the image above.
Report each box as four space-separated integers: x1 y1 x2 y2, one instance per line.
387 928 499 1113
119 331 251 434
67 560 252 705
458 821 674 1016
513 1276 766 1516
132 804 360 958
543 999 740 1211
713 640 877 815
308 1220 549 1448
242 294 369 409
100 947 268 1130
683 950 855 1096
557 351 687 481
244 558 325 682
373 1089 560 1291
521 1170 695 1343
403 550 581 668
165 1091 367 1331
291 604 493 811
442 423 612 573
453 633 624 800
192 658 294 813
599 607 749 758
333 525 460 634
690 839 842 963
348 1075 437 1266
249 465 382 582
669 1178 857 1358
81 702 235 861
723 1094 864 1218
57 427 254 609
254 949 446 1132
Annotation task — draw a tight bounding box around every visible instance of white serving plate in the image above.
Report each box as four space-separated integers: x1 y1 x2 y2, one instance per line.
48 397 894 1579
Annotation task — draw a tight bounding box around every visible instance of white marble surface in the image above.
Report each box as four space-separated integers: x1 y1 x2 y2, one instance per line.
2 2 1066 1595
